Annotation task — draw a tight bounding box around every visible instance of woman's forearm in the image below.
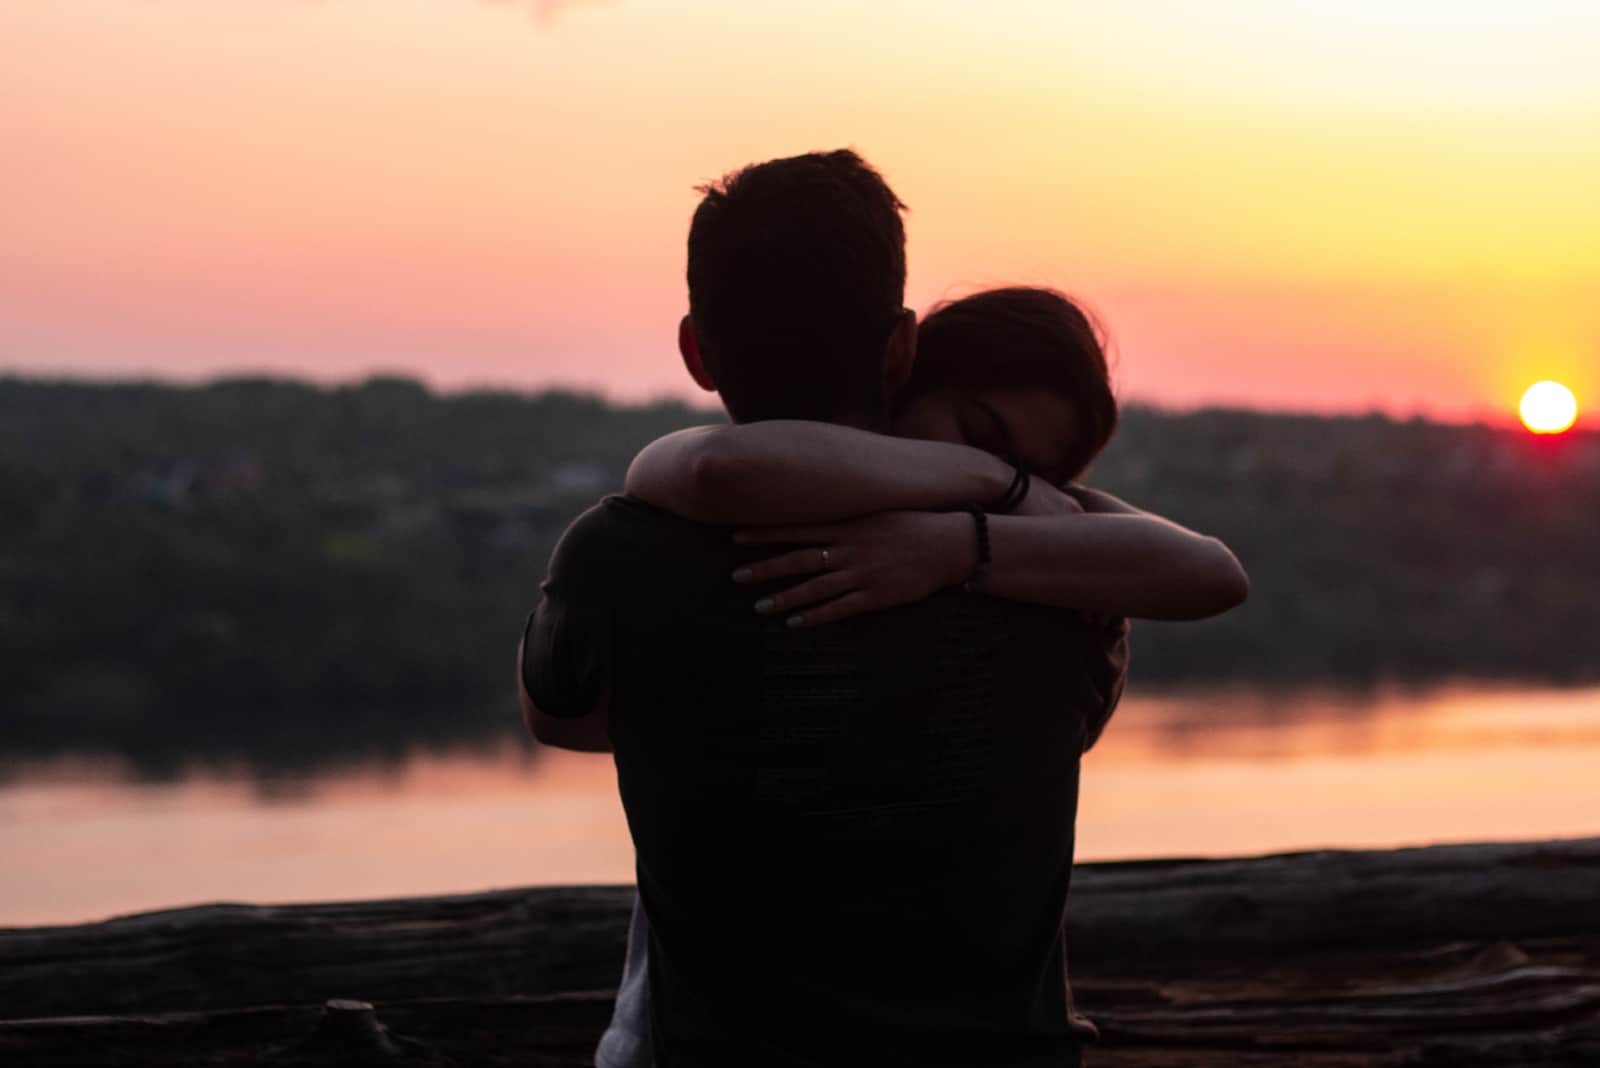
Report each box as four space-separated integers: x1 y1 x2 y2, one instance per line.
1065 484 1146 516
971 513 1249 621
624 422 1014 524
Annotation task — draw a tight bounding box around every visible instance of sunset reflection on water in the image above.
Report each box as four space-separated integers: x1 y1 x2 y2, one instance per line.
3 684 1598 926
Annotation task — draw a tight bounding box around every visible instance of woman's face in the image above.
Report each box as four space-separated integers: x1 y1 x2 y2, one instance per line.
893 384 1078 483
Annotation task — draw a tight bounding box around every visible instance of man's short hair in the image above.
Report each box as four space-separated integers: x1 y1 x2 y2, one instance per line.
686 149 907 423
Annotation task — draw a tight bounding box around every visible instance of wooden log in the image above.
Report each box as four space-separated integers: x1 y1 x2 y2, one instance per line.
0 884 636 1019
1066 836 1600 965
2 838 1598 1065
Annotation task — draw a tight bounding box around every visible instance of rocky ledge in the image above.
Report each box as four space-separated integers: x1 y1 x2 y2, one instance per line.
2 837 1598 1065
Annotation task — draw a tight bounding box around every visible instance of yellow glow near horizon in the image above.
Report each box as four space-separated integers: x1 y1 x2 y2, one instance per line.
2 1 1598 419
1520 381 1579 434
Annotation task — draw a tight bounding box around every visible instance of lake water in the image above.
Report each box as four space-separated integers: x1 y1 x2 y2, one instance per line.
3 683 1598 927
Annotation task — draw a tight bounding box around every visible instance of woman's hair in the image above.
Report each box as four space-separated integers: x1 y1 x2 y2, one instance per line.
906 287 1117 482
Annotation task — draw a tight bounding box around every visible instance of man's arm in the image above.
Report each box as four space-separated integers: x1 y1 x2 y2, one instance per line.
517 631 611 753
516 503 622 753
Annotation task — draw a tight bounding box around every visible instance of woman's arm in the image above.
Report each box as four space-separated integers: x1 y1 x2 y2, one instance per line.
626 423 1247 620
972 511 1248 621
1062 483 1146 515
624 422 1017 525
732 489 1249 624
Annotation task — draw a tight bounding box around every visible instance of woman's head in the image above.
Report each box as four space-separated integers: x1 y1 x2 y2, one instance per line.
893 287 1117 485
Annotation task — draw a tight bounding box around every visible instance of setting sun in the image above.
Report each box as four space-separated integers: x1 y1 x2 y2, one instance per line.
1519 381 1579 435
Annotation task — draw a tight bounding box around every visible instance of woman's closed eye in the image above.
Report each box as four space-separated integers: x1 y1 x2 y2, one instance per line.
962 398 1015 459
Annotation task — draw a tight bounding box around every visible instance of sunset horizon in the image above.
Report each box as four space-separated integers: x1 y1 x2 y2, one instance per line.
9 364 1591 435
6 7 1600 1061
5 1 1597 428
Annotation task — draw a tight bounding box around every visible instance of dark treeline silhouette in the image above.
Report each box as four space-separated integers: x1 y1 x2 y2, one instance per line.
4 376 1596 774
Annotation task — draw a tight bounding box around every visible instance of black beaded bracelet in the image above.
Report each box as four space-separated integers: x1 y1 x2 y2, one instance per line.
962 506 991 592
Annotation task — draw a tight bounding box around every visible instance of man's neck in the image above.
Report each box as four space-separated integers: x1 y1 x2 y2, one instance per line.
826 408 891 434
731 406 889 433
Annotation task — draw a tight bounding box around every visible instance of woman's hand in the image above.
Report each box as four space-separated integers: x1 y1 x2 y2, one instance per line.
1012 478 1086 517
731 511 977 628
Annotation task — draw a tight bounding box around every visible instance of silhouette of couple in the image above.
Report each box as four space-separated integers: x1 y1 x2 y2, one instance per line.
519 149 1247 1067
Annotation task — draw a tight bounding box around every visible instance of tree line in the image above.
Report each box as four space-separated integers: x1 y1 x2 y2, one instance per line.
3 376 1595 774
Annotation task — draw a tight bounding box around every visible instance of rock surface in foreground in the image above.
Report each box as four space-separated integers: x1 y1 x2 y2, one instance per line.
2 838 1598 1065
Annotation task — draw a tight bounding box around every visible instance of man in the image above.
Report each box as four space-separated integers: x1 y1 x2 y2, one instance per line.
519 149 1113 1066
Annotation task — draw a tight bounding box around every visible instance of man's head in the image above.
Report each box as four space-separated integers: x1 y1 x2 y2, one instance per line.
679 149 915 426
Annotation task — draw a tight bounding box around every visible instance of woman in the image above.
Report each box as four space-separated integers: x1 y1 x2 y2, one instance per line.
594 287 1248 1068
629 286 1247 626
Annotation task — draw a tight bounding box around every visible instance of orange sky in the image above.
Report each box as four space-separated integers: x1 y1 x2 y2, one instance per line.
3 1 1598 423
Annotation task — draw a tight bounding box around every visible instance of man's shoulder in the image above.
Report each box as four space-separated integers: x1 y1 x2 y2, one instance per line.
546 495 726 585
560 493 720 544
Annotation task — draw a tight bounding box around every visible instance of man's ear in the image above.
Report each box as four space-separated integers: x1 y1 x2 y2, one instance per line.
678 315 717 393
882 307 918 392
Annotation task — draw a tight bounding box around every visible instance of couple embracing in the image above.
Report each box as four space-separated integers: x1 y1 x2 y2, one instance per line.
518 149 1247 1067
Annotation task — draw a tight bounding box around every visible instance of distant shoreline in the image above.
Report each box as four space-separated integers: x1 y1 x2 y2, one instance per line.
5 376 1599 770
4 369 1580 432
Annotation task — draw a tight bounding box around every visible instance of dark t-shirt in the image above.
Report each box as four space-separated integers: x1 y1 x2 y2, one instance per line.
523 496 1127 1068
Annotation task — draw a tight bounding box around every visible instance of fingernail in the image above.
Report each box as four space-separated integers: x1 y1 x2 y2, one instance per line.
754 598 775 614
786 615 804 628
732 567 753 582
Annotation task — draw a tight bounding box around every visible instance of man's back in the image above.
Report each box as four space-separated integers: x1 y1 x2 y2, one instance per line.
525 497 1109 1067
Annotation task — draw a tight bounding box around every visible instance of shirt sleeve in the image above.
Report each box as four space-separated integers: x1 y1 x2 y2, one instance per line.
520 503 620 720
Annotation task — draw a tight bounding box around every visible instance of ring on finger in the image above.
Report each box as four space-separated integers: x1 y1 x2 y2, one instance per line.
820 548 832 569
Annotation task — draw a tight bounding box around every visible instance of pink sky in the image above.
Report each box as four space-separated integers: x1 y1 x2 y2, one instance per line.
3 1 1597 424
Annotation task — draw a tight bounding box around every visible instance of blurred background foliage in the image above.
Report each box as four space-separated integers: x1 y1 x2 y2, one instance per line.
3 376 1596 774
